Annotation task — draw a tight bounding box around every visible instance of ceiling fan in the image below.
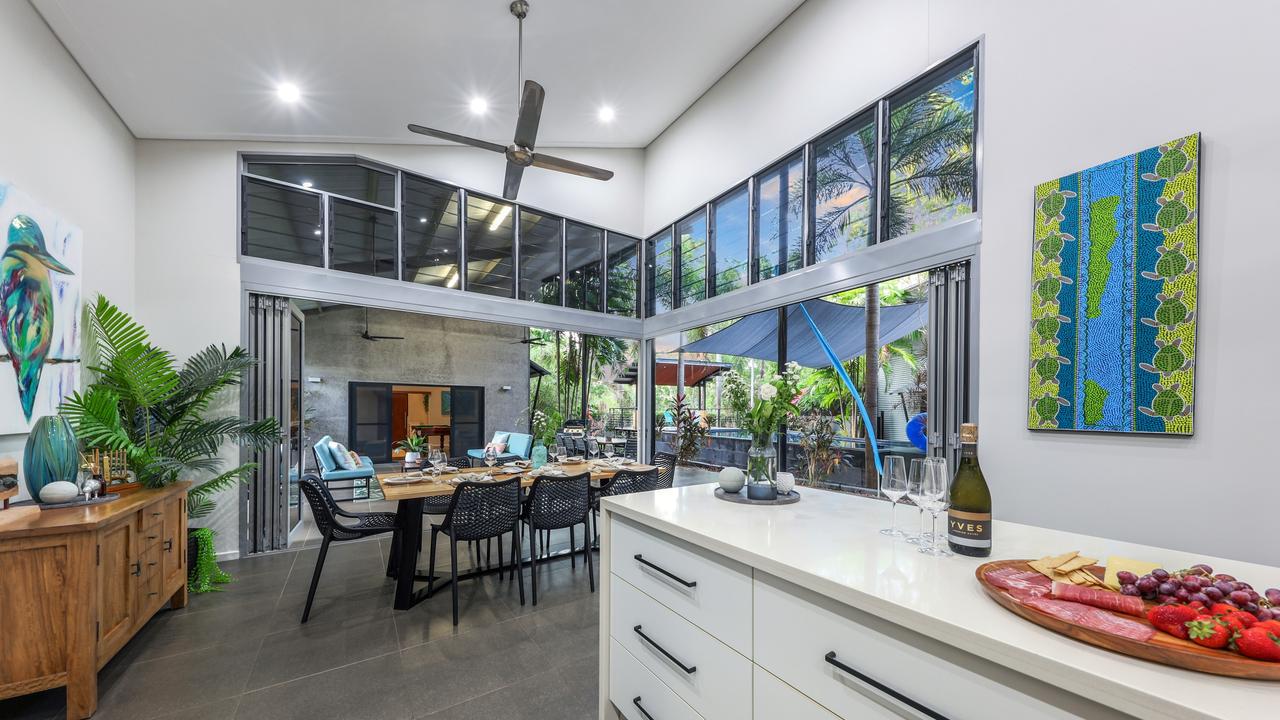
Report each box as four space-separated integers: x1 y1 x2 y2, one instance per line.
406 0 614 200
359 308 404 342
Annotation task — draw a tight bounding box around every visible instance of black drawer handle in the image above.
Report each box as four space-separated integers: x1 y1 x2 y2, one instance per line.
824 651 949 720
147 535 158 540
632 696 655 720
633 554 696 588
163 539 173 551
634 625 695 674
131 562 141 576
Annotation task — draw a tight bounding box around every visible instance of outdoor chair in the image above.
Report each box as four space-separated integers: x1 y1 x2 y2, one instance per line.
588 467 658 547
654 452 677 489
427 477 524 625
311 435 376 496
520 472 593 604
297 474 400 623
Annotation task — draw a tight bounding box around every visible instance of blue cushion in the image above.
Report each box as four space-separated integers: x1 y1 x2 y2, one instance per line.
491 431 511 446
313 436 337 472
320 456 374 480
506 433 533 459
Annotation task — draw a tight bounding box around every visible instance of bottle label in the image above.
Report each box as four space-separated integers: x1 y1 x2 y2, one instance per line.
948 509 992 548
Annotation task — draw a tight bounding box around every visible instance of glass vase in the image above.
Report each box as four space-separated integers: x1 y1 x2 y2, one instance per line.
531 441 547 469
745 433 777 501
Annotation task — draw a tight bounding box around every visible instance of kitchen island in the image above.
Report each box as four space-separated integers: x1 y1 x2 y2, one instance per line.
597 484 1278 720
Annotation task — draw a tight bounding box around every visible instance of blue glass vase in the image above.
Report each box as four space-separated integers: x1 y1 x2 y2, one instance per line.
531 441 547 469
24 415 80 500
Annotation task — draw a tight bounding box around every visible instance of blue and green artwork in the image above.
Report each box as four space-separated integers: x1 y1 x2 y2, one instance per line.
1028 134 1199 435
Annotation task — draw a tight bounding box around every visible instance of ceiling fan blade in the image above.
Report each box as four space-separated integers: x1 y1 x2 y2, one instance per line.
407 124 506 153
503 162 525 200
530 152 614 181
513 80 545 150
371 335 405 341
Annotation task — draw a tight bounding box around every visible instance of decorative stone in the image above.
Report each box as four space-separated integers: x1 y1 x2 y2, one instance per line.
776 471 796 495
718 466 745 493
39 480 79 504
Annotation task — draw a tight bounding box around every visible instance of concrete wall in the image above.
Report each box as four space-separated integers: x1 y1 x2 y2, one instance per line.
0 1 136 502
641 0 1280 565
302 306 530 455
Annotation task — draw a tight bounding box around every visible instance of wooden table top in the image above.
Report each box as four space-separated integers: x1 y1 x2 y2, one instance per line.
0 481 191 539
376 462 656 502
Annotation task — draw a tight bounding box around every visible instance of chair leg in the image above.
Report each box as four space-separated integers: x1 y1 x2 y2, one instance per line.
450 537 460 626
497 533 505 581
530 521 539 606
301 536 331 624
585 521 594 592
514 522 525 606
426 528 439 596
570 525 576 568
486 537 492 570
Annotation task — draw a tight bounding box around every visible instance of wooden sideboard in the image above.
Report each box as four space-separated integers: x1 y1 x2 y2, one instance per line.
0 482 190 719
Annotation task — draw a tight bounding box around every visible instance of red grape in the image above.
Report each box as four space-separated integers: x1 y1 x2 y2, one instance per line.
1203 586 1224 601
1230 590 1252 605
1152 569 1170 580
1266 588 1280 605
1116 570 1138 585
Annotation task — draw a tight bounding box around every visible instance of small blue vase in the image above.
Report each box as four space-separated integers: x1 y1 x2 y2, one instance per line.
531 441 547 469
24 415 80 500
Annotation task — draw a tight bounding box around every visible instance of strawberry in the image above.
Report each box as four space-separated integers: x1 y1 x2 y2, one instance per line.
1229 611 1258 629
1255 619 1280 636
1185 618 1233 649
1218 612 1248 635
1210 603 1237 616
1234 627 1280 662
1148 604 1200 639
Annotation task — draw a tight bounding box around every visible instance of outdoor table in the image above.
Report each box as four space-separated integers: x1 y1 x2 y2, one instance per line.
379 461 656 610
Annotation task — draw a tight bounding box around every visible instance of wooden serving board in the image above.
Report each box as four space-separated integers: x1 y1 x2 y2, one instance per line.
976 559 1280 680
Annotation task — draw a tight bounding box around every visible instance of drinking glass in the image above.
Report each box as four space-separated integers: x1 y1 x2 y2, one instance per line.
603 442 615 460
554 444 567 465
879 455 908 537
904 458 928 545
484 446 498 468
918 457 953 557
429 448 445 475
587 439 600 460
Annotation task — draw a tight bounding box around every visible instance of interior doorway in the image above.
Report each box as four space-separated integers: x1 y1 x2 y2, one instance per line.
348 382 485 463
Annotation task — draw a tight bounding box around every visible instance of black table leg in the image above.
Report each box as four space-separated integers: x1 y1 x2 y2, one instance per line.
394 497 425 610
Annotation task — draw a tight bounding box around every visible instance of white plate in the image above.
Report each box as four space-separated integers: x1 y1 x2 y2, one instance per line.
383 477 420 485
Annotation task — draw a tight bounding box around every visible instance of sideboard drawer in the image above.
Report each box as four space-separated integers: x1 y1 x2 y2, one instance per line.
611 576 751 720
610 516 751 655
754 574 1086 720
753 665 844 720
610 638 702 720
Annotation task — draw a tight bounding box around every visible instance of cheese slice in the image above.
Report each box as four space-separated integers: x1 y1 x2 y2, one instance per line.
1103 555 1162 590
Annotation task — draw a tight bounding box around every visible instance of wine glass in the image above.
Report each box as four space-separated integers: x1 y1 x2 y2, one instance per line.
603 442 615 460
918 457 953 557
587 438 600 460
554 444 566 466
904 458 928 546
484 446 499 469
879 455 908 537
429 448 445 475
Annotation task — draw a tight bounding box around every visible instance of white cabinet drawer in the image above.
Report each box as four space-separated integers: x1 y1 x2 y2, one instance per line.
610 638 702 720
611 575 751 720
754 574 1094 720
753 665 845 720
609 516 752 655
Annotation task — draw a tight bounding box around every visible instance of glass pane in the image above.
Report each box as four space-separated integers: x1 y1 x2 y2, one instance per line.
246 161 394 206
712 185 749 296
607 234 639 317
676 210 707 306
519 210 562 304
814 112 876 261
402 176 460 288
647 229 674 316
464 195 515 298
329 199 397 278
887 57 976 239
756 154 804 280
565 221 603 311
242 178 324 266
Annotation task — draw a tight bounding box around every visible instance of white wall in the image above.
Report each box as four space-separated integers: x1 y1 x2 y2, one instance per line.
135 139 642 555
0 1 136 501
643 0 1280 565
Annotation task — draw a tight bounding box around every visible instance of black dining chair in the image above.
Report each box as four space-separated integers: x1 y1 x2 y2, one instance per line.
588 467 658 548
521 472 593 605
298 474 400 623
427 477 524 625
654 452 677 489
443 455 502 572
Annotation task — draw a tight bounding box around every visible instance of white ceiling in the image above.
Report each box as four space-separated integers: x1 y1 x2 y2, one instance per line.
32 0 804 148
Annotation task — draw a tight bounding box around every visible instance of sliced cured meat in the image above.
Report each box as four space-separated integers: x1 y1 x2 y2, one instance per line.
1023 597 1156 642
1051 581 1145 617
985 567 1051 600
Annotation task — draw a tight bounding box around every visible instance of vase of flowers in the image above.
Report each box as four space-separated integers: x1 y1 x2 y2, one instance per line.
724 363 802 501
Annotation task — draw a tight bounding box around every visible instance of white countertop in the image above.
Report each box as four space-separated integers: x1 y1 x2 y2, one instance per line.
601 485 1280 720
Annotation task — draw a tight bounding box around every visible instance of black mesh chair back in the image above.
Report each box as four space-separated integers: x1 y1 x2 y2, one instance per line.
526 473 591 531
623 437 638 460
653 452 677 490
571 436 587 456
301 475 366 542
441 477 522 542
447 455 473 469
602 468 659 498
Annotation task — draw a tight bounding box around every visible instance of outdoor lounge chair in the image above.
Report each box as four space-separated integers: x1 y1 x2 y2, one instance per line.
311 435 376 493
466 431 534 464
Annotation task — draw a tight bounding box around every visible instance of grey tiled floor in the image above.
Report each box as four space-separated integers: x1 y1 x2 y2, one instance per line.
3 467 718 720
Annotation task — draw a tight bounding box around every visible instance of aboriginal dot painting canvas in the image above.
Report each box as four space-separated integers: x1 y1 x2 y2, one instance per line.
1028 133 1199 434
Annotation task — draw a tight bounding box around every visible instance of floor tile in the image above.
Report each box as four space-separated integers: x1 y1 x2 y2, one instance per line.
415 666 594 720
246 613 401 690
516 596 599 662
128 602 277 663
92 638 261 720
233 650 422 720
399 620 545 715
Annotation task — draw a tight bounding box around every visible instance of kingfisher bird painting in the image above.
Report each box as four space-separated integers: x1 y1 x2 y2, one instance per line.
0 181 82 434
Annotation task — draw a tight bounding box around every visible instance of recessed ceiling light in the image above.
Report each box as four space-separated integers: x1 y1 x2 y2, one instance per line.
301 180 313 188
276 82 301 103
469 96 488 115
313 228 322 236
597 105 616 123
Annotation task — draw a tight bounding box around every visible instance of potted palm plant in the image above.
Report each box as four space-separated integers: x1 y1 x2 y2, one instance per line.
60 295 280 592
395 431 428 465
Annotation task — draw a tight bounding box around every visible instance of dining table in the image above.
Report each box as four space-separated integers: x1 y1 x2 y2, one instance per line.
378 460 657 610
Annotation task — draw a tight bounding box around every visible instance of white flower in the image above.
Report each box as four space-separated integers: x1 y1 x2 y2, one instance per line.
758 384 778 401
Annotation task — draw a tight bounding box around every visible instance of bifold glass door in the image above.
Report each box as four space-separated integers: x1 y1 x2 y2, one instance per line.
349 382 393 462
448 386 484 457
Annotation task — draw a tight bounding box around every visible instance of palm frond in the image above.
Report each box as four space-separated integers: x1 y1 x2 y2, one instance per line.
60 388 131 450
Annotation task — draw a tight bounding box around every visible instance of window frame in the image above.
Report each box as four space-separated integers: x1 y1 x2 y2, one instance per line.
461 190 518 300
709 183 751 298
400 173 462 289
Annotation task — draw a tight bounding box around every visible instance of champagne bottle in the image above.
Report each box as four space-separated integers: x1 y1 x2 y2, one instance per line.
948 423 991 557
